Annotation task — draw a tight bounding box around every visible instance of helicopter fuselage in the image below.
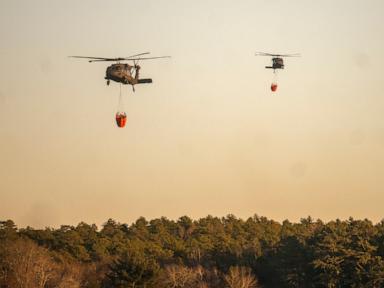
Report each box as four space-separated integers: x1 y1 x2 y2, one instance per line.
265 57 284 70
104 63 152 85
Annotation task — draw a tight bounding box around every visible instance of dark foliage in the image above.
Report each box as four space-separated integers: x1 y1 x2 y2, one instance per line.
1 215 384 287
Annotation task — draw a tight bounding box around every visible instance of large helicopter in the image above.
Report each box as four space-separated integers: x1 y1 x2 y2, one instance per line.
69 52 170 91
255 52 300 92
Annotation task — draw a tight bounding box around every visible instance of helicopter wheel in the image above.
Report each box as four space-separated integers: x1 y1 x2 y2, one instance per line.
106 80 110 86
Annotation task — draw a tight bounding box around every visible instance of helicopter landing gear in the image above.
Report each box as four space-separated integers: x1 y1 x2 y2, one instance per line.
106 80 110 86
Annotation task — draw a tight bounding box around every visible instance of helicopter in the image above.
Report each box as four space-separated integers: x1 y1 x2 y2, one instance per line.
255 52 300 72
255 52 300 92
69 52 170 91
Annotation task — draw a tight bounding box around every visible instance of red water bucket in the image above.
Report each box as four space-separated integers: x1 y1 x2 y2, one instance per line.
115 112 127 128
271 83 278 92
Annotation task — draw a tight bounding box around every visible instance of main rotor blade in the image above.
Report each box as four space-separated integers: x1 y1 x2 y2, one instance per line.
69 53 151 62
88 59 119 62
69 56 114 60
124 56 171 61
70 54 171 63
255 52 276 56
279 53 301 57
88 56 170 63
125 52 150 58
255 52 301 57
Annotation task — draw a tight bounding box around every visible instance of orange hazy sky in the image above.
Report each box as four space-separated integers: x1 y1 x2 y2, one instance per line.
1 0 384 228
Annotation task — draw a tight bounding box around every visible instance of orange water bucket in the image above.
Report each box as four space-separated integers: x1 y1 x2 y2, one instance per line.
115 112 127 128
271 83 278 92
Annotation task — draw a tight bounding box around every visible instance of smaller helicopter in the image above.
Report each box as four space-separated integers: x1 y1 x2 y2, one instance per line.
255 52 300 92
255 52 300 72
69 52 170 91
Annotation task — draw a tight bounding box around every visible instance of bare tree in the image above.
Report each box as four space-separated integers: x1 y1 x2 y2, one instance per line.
162 264 208 288
1 238 57 288
224 266 259 288
54 261 82 288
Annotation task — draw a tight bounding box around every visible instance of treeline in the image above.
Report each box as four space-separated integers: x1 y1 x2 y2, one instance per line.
1 215 384 287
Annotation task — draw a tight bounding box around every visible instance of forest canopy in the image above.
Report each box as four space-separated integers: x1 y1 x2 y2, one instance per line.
1 215 384 287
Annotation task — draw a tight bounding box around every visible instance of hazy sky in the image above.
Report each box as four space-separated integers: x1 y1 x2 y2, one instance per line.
1 0 384 228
